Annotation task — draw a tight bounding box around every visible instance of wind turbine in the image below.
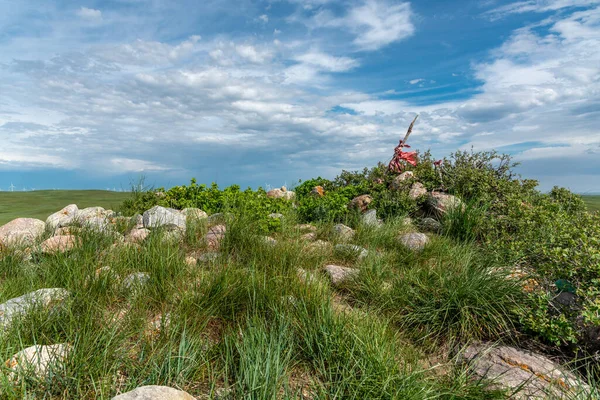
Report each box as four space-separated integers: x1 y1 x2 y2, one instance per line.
9 183 15 192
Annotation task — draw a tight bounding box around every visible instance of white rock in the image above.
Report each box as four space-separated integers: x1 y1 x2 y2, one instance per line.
391 171 415 190
5 343 71 380
143 206 186 230
75 206 109 222
0 218 46 247
398 232 429 251
0 288 70 331
112 385 195 400
46 204 78 230
125 228 150 244
182 208 208 220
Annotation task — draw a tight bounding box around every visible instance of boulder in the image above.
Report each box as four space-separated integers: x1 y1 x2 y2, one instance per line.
460 343 589 399
182 208 208 221
132 214 144 229
125 228 150 244
143 206 186 230
335 244 368 260
296 224 317 232
420 217 442 233
112 385 195 400
348 195 372 213
391 171 415 190
398 232 429 251
332 224 355 241
82 216 111 233
46 204 79 230
41 235 78 254
361 209 382 228
75 206 109 222
0 218 46 247
197 252 220 263
428 192 462 215
306 239 332 252
267 186 295 200
300 232 317 241
323 265 359 286
204 225 226 249
0 288 70 331
408 182 427 200
5 343 71 380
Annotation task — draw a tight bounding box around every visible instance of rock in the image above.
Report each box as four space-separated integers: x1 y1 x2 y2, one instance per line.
95 266 117 280
297 268 317 284
296 224 317 232
185 256 197 267
361 209 382 228
311 186 325 197
554 292 578 309
112 385 195 400
300 232 317 241
0 288 70 331
54 226 80 236
398 232 429 251
306 240 332 252
122 272 150 292
401 217 413 227
332 224 354 241
197 252 220 263
408 182 427 200
143 206 186 230
207 213 228 224
132 214 144 229
335 244 368 260
82 216 111 233
263 236 277 246
5 344 71 380
420 217 442 233
155 191 166 198
268 213 284 219
267 187 295 200
204 225 226 249
428 192 462 216
391 171 415 190
182 208 208 221
323 265 359 286
75 206 109 222
0 218 46 247
125 228 150 244
161 228 184 243
46 204 79 230
40 235 78 254
460 343 589 399
348 195 372 213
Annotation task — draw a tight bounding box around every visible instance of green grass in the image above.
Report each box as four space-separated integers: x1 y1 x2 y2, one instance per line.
583 195 600 212
0 190 130 225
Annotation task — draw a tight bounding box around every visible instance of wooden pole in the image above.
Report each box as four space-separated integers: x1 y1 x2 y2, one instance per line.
401 114 419 145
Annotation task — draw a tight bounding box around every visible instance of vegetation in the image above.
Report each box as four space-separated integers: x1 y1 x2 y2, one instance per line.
0 190 129 226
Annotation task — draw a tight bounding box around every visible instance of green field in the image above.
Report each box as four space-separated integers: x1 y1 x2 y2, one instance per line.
583 195 600 212
0 190 130 226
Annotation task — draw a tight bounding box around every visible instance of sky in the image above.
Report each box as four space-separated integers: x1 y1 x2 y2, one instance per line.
0 0 599 193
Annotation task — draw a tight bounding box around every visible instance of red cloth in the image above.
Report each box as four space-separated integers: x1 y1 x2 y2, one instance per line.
388 142 417 172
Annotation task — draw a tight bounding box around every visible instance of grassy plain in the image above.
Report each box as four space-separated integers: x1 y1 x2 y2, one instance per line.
0 190 130 225
583 195 600 212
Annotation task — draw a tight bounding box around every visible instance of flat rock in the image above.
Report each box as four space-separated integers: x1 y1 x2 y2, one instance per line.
46 204 79 230
334 244 368 260
428 192 462 215
41 235 78 254
332 224 354 241
182 208 208 220
460 343 589 399
125 228 150 244
398 232 429 251
323 265 359 286
143 206 186 230
0 218 46 247
408 182 427 200
112 385 194 400
5 343 70 380
0 288 70 331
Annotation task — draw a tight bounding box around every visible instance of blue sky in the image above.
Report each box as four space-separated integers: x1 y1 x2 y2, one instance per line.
0 0 599 193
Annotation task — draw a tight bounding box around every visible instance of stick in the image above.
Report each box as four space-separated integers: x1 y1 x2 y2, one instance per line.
401 114 419 145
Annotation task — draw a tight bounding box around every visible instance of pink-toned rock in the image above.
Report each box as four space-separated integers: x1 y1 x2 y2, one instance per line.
41 235 78 254
204 225 226 249
0 218 46 247
46 204 78 230
429 192 463 215
323 265 359 286
391 171 415 190
125 228 150 244
267 186 295 200
408 182 427 199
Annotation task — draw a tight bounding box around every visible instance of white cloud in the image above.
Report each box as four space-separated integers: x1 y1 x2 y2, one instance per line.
235 44 272 63
487 0 600 18
76 7 102 20
409 78 424 85
295 51 359 72
259 14 269 23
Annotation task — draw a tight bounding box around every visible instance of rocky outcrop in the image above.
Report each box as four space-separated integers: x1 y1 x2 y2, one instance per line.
323 265 359 286
0 288 69 331
0 218 46 247
46 204 79 230
398 232 429 251
143 206 186 230
460 343 590 399
112 386 195 400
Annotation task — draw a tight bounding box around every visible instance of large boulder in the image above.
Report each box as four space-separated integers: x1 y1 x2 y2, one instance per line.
112 385 195 400
41 235 79 254
143 206 186 230
0 218 46 247
75 206 110 222
323 265 359 286
408 182 427 200
460 343 589 399
0 288 70 331
5 344 71 380
181 208 208 221
348 195 372 213
398 232 429 251
46 204 78 230
332 224 355 241
428 192 462 216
